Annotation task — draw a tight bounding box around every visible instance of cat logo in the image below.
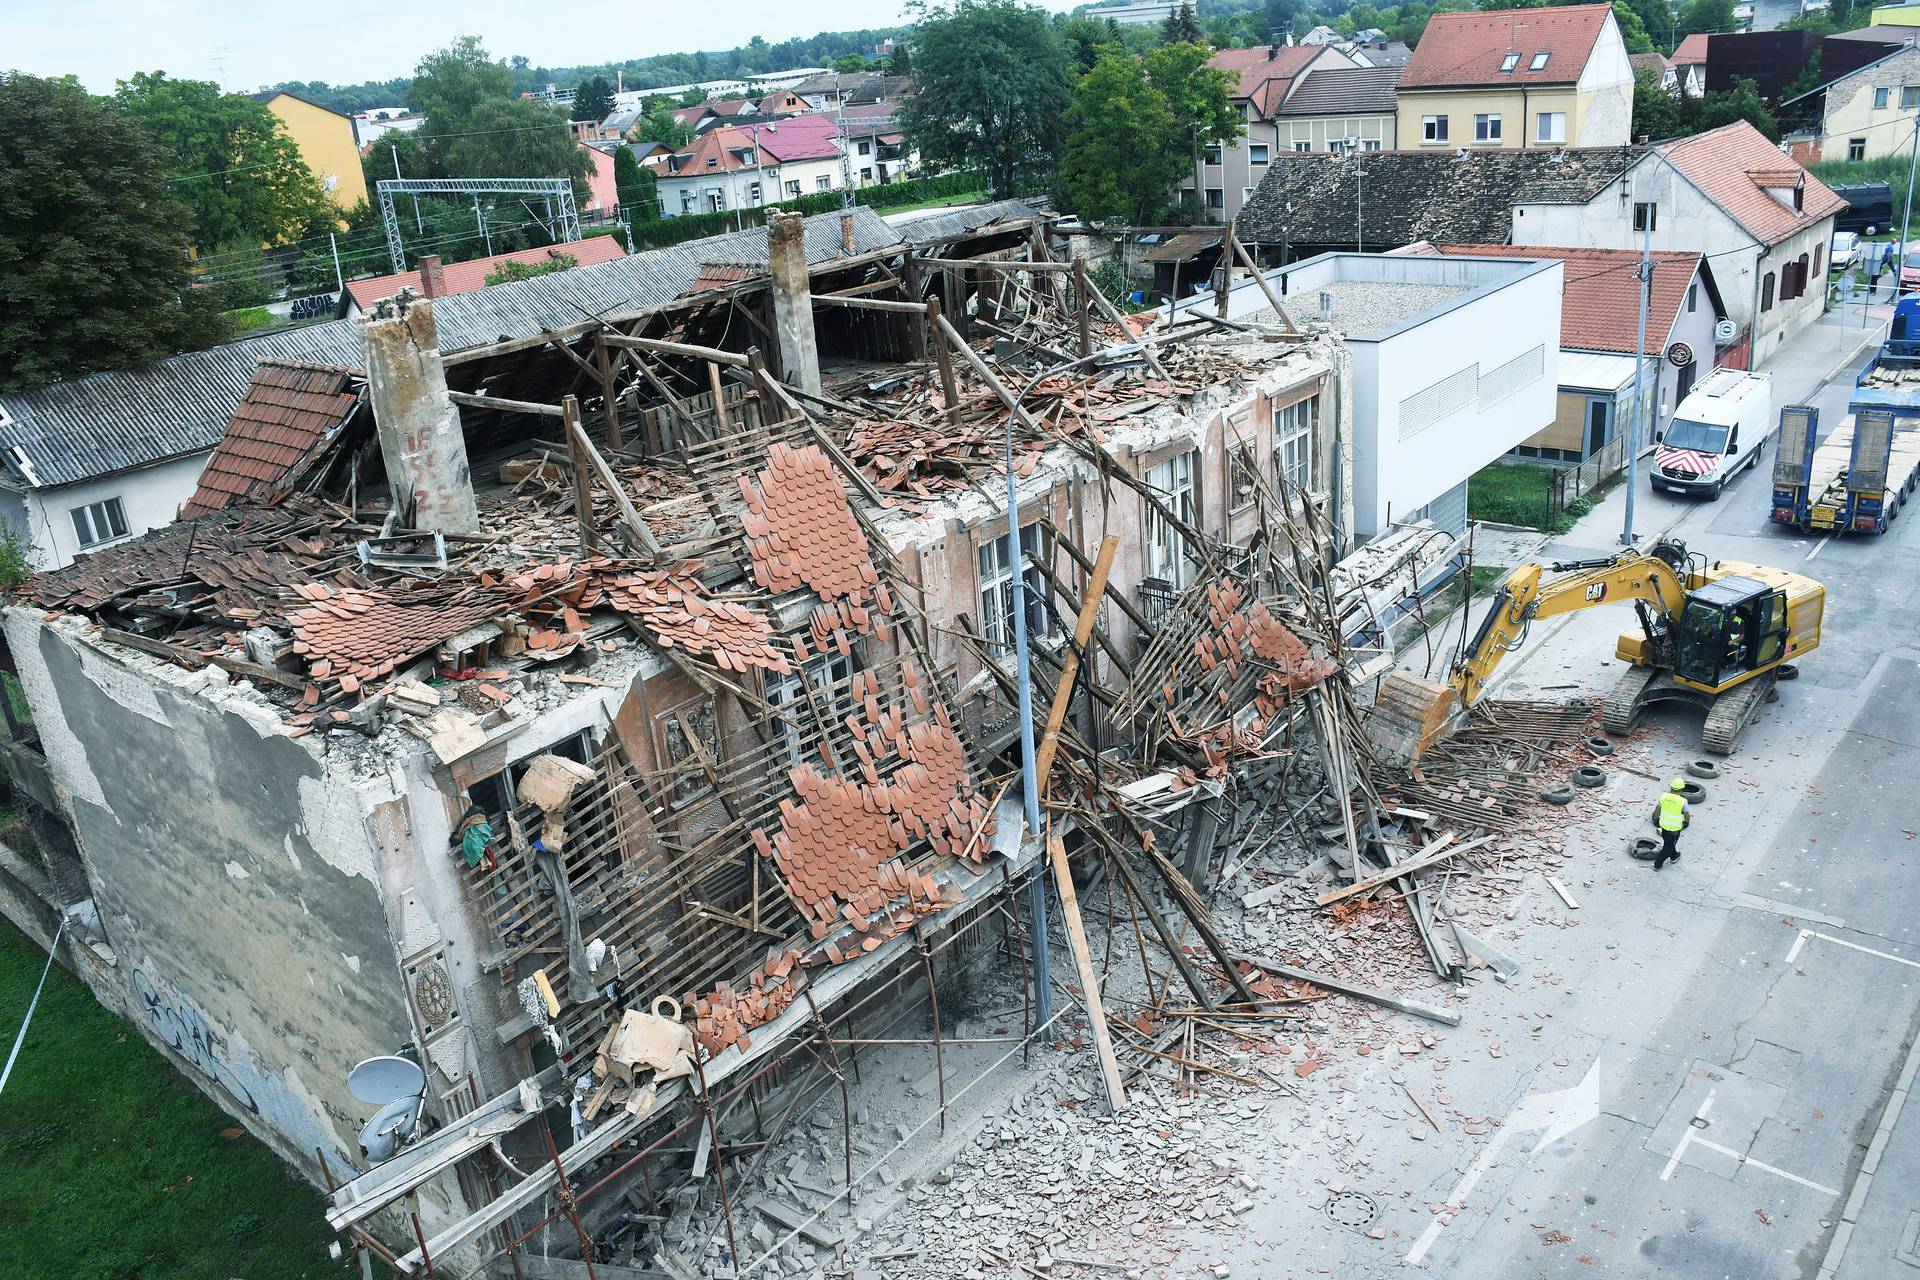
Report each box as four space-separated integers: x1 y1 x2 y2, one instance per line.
1584 582 1608 603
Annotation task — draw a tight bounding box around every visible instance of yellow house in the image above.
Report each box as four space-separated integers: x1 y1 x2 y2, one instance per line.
248 91 369 211
1395 4 1633 151
1871 3 1920 25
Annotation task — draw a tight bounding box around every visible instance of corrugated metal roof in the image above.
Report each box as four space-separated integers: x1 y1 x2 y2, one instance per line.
0 207 905 490
894 198 1051 246
1557 350 1638 391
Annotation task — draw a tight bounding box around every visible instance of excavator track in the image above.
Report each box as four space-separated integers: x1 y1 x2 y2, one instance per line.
1701 671 1778 755
1602 665 1659 735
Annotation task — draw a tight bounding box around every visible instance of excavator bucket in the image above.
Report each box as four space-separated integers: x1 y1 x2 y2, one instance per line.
1367 670 1459 768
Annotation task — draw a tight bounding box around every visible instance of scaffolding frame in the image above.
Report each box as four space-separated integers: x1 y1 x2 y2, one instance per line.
375 177 582 273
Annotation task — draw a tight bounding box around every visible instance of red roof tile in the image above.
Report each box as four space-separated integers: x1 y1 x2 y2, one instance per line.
1400 4 1613 88
1671 34 1710 65
342 236 627 312
181 361 361 518
1658 120 1846 247
1437 243 1701 355
1208 45 1327 118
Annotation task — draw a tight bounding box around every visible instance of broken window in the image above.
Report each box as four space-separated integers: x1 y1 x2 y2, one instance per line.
70 497 128 548
978 524 1050 658
1145 452 1198 589
656 700 720 805
767 651 857 766
1228 443 1261 512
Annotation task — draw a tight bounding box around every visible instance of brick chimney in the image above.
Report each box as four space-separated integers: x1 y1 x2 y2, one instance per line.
417 253 446 299
360 288 480 533
840 211 856 256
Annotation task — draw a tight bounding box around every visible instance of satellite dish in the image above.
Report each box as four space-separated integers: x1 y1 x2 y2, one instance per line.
1713 317 1739 345
358 1094 424 1164
348 1055 427 1105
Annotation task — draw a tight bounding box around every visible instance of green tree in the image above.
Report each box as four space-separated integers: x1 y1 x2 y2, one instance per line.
835 53 871 72
1060 53 1178 224
1632 66 1684 139
1266 0 1305 41
1612 2 1656 54
899 0 1072 197
362 130 431 196
1697 77 1779 138
114 71 334 248
1675 0 1735 41
1145 41 1241 219
571 75 615 123
887 44 915 76
1162 2 1205 44
1057 13 1125 74
613 146 659 218
0 73 230 391
439 97 592 189
409 36 514 127
1618 0 1677 48
641 99 694 147
485 251 578 284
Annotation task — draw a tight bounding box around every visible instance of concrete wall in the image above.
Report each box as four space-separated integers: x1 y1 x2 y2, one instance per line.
15 452 210 571
1 611 412 1181
1277 112 1396 154
266 94 369 212
1350 258 1563 534
1573 15 1635 146
1396 87 1581 149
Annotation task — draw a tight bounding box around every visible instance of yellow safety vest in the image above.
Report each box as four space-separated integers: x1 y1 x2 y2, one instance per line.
1659 791 1687 832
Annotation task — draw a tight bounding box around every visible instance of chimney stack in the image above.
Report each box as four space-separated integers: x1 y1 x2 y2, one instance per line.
360 289 480 533
840 211 856 256
1269 43 1280 59
417 253 445 299
767 211 823 395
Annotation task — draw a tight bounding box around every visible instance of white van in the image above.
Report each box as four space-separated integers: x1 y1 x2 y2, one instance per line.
1652 368 1774 499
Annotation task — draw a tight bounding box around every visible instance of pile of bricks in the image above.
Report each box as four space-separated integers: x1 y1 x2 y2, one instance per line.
690 949 803 1057
598 566 791 676
287 581 516 696
738 442 882 606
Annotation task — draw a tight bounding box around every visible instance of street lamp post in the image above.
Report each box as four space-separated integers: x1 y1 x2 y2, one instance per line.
1002 342 1143 1034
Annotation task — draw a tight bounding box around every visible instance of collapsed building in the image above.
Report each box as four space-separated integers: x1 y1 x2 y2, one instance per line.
0 203 1478 1277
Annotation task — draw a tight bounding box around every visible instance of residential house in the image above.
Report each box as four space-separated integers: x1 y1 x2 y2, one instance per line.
0 418 213 572
247 91 368 210
1431 244 1725 461
755 88 811 116
1671 35 1711 96
626 140 675 173
336 238 629 320
1272 65 1404 156
1512 121 1845 364
1097 0 1181 24
1302 25 1343 45
1236 144 1646 257
1631 52 1678 92
1201 44 1359 220
353 108 426 148
657 116 845 216
1166 250 1564 537
594 106 644 142
1779 35 1920 162
1395 4 1634 151
1348 39 1414 69
579 143 620 215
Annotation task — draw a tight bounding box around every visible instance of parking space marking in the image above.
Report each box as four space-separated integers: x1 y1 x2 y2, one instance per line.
1659 1089 1841 1196
1786 928 1920 970
1688 1136 1841 1196
1660 1090 1716 1181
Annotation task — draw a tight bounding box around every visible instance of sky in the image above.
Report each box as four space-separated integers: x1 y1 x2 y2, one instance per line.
8 0 1088 94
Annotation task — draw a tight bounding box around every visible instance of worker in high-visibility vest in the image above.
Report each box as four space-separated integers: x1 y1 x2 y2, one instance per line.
1655 778 1689 870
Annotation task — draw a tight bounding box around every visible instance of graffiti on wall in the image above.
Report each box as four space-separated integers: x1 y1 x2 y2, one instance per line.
130 968 260 1114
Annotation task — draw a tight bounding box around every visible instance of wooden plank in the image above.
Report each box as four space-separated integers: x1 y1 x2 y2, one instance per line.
1404 1082 1443 1131
1049 835 1128 1113
1233 952 1462 1026
932 312 1044 435
914 256 1075 273
446 390 566 418
1033 533 1118 786
1230 234 1295 333
600 333 753 367
563 397 599 554
569 418 664 560
98 627 304 690
1546 875 1581 910
926 295 962 428
809 293 929 314
1314 835 1492 908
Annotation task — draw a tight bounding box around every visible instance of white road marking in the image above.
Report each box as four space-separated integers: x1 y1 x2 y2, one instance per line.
1661 1090 1716 1181
1404 1061 1600 1267
1786 928 1920 970
1734 895 1846 928
1689 1136 1842 1196
1806 535 1832 562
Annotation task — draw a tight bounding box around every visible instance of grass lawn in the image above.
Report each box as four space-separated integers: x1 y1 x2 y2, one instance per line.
0 922 348 1280
881 190 988 215
1468 463 1616 535
224 306 277 336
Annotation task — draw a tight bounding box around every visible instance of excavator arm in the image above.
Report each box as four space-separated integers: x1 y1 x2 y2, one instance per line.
1451 544 1693 708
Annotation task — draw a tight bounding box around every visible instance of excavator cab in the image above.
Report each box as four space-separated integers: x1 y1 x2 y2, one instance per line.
1672 575 1789 690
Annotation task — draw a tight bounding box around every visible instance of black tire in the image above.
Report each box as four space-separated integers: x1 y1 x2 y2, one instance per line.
1709 477 1725 502
1677 780 1707 803
1541 783 1575 805
1585 736 1616 756
1629 836 1661 861
1572 765 1608 788
1687 760 1721 779
1776 663 1799 681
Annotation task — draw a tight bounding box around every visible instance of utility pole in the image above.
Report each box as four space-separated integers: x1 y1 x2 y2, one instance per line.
328 232 344 294
1898 119 1920 301
1622 193 1654 546
474 197 492 256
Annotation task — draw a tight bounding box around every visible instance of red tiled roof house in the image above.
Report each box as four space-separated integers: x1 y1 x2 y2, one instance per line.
1395 4 1634 150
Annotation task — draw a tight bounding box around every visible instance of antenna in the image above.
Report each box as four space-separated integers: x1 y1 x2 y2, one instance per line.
210 46 231 91
347 1052 427 1165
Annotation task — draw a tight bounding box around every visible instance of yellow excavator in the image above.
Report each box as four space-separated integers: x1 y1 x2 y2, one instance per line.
1371 538 1824 760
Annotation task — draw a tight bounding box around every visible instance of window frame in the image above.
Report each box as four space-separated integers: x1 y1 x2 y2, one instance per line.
1474 112 1503 144
766 651 857 766
1275 395 1317 495
1204 142 1224 166
1904 85 1920 109
1874 86 1891 110
1849 137 1868 161
1633 201 1658 232
1249 142 1271 164
69 497 129 549
1144 452 1199 589
978 524 1052 658
1761 271 1776 312
1422 113 1449 143
1529 52 1550 71
1537 111 1567 144
1499 52 1520 72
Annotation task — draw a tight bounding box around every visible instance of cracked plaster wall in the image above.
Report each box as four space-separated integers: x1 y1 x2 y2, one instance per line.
2 608 412 1184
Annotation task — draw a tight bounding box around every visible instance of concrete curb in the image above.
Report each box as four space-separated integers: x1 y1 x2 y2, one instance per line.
1815 1018 1920 1279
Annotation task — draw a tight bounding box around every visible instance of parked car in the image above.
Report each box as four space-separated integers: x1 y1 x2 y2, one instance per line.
1901 250 1920 290
1830 232 1862 273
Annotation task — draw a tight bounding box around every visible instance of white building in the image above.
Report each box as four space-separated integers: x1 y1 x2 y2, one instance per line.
1169 251 1563 538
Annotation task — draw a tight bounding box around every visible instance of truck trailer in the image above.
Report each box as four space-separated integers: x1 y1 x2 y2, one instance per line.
1772 299 1920 533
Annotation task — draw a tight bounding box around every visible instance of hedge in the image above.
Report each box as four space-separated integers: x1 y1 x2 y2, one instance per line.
624 171 992 252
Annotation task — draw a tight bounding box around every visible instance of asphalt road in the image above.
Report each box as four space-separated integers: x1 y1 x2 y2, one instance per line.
1391 343 1920 1277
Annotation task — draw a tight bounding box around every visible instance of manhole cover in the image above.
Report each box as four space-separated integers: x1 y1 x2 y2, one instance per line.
1325 1190 1378 1229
